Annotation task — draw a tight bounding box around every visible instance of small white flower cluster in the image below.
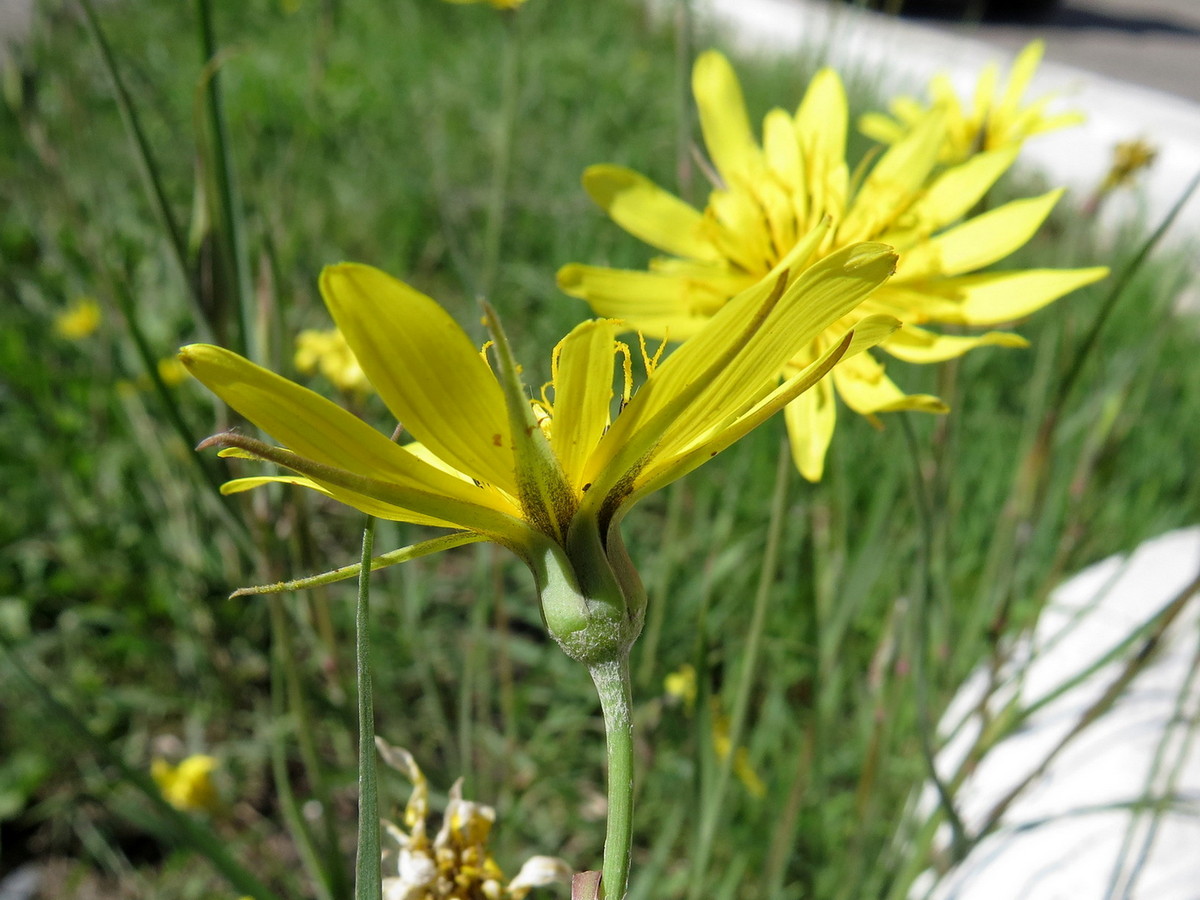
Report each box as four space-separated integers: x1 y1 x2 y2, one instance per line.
376 738 572 900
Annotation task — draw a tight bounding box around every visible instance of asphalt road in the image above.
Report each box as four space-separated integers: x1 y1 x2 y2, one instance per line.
933 0 1200 104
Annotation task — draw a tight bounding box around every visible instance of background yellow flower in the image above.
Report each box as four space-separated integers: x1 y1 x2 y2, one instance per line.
560 49 1106 480
150 754 220 813
859 40 1085 164
54 297 102 340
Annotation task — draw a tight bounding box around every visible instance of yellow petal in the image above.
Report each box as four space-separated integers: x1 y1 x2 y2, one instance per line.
886 146 1018 240
937 266 1108 325
649 258 756 300
180 344 516 526
220 475 456 527
221 474 331 496
763 108 803 192
319 264 518 495
881 325 1027 363
840 112 945 244
786 377 836 483
582 165 720 262
557 264 717 338
630 314 900 499
863 282 963 322
997 41 1044 121
858 111 906 146
833 352 948 416
707 187 775 274
898 190 1063 279
891 94 929 128
692 50 762 184
551 319 620 490
795 69 849 218
614 243 897 473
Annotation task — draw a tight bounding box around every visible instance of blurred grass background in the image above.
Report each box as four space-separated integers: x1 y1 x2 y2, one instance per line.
1 0 1198 897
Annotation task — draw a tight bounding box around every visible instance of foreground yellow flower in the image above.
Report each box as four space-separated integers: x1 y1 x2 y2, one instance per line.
183 250 896 899
182 248 896 659
859 40 1085 164
151 754 219 813
376 739 571 900
559 49 1107 480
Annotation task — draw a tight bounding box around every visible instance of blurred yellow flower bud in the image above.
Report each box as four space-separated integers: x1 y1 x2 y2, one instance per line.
663 663 697 711
151 754 220 813
54 297 102 340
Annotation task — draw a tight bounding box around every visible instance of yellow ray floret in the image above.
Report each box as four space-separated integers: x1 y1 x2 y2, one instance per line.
559 48 1106 480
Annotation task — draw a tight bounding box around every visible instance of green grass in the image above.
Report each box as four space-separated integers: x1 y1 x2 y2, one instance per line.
2 0 1199 897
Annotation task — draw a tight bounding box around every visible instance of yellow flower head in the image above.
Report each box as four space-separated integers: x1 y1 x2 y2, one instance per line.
54 297 102 340
559 49 1107 480
663 663 697 711
294 327 371 395
1099 138 1158 194
859 40 1085 164
376 739 571 900
151 754 220 813
182 249 897 659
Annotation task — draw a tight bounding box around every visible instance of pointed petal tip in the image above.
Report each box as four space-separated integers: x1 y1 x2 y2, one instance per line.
692 49 734 89
556 263 584 292
177 343 214 369
843 243 899 273
581 164 639 208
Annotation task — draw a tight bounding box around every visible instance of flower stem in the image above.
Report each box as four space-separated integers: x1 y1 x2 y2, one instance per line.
355 516 382 900
588 655 635 900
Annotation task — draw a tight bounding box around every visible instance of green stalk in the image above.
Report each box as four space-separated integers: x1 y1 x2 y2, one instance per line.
480 11 520 299
899 414 968 858
355 517 383 900
588 655 635 900
689 442 790 900
269 628 337 900
195 0 254 356
635 482 687 690
77 0 210 336
268 593 349 898
673 0 696 203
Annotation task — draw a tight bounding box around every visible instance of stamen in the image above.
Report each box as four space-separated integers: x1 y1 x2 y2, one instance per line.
478 340 495 367
614 340 633 411
637 331 669 376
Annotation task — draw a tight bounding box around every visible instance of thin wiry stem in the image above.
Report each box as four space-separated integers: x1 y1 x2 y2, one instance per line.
899 413 969 859
480 10 520 299
355 517 383 900
689 441 790 900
